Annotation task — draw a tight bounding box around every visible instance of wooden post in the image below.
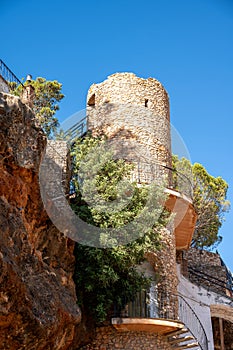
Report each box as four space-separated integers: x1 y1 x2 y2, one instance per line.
219 317 225 350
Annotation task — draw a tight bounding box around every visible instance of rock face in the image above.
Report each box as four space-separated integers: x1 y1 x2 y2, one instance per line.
0 92 81 350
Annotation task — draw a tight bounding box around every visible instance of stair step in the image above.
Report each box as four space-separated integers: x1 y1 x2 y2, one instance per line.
166 328 189 337
172 342 199 350
169 335 195 345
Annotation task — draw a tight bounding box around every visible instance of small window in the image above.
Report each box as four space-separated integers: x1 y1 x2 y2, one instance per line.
145 99 148 107
88 93 95 106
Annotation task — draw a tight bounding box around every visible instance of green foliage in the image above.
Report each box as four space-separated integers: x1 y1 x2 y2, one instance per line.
74 245 152 323
9 77 64 138
173 155 230 249
71 134 170 322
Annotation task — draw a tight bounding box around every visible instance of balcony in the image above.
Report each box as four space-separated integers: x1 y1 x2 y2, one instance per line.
165 187 197 250
64 117 197 250
112 292 208 350
130 161 197 250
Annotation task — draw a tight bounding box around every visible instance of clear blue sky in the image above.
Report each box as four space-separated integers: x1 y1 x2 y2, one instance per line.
1 0 233 270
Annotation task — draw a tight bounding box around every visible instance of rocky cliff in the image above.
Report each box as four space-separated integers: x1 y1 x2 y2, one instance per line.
0 92 82 350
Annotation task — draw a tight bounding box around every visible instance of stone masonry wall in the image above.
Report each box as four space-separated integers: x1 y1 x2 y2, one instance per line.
85 73 177 292
45 140 71 194
87 73 172 184
0 76 9 93
146 227 178 318
87 73 169 120
85 72 178 302
185 248 222 267
182 248 230 296
79 326 173 350
81 74 179 349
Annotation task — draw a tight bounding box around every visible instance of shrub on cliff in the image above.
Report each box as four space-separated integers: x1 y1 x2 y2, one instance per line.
9 77 64 138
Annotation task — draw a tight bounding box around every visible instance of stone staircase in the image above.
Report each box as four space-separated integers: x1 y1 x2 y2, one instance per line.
166 327 201 350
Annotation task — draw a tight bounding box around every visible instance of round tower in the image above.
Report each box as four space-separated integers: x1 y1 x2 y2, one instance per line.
86 74 176 288
79 73 200 350
87 73 171 183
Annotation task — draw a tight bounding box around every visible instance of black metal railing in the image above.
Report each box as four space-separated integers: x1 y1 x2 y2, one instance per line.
113 290 178 320
130 161 193 199
64 116 193 199
188 266 233 297
0 59 24 87
113 291 208 350
178 294 208 350
64 116 88 140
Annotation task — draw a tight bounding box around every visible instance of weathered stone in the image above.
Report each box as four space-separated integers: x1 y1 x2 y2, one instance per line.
0 92 81 350
87 73 172 184
79 326 174 350
182 248 231 297
81 73 178 350
0 76 9 93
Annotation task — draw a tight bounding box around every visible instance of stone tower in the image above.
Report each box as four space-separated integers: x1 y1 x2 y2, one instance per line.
86 72 177 296
82 73 182 349
87 73 172 185
80 73 199 350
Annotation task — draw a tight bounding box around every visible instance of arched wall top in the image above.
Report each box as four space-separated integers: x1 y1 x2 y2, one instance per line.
86 72 170 120
210 304 233 323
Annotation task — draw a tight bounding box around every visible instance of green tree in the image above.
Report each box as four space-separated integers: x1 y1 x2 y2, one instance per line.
9 77 64 138
173 155 230 249
71 134 170 322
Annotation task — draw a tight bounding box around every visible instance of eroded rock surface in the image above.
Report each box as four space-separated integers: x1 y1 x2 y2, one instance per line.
0 92 81 350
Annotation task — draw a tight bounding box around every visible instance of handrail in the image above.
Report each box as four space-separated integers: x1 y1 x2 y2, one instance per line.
64 115 88 140
0 59 24 88
113 290 178 320
64 116 193 199
163 164 193 196
178 294 208 350
130 161 193 199
188 266 233 295
113 291 208 350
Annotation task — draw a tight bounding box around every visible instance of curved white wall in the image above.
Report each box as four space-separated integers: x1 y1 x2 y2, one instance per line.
177 264 233 350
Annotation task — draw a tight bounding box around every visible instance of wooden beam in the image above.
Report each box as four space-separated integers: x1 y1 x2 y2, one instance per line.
219 318 225 350
165 191 197 250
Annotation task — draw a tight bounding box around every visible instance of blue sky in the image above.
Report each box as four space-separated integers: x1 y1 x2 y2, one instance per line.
1 0 233 270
